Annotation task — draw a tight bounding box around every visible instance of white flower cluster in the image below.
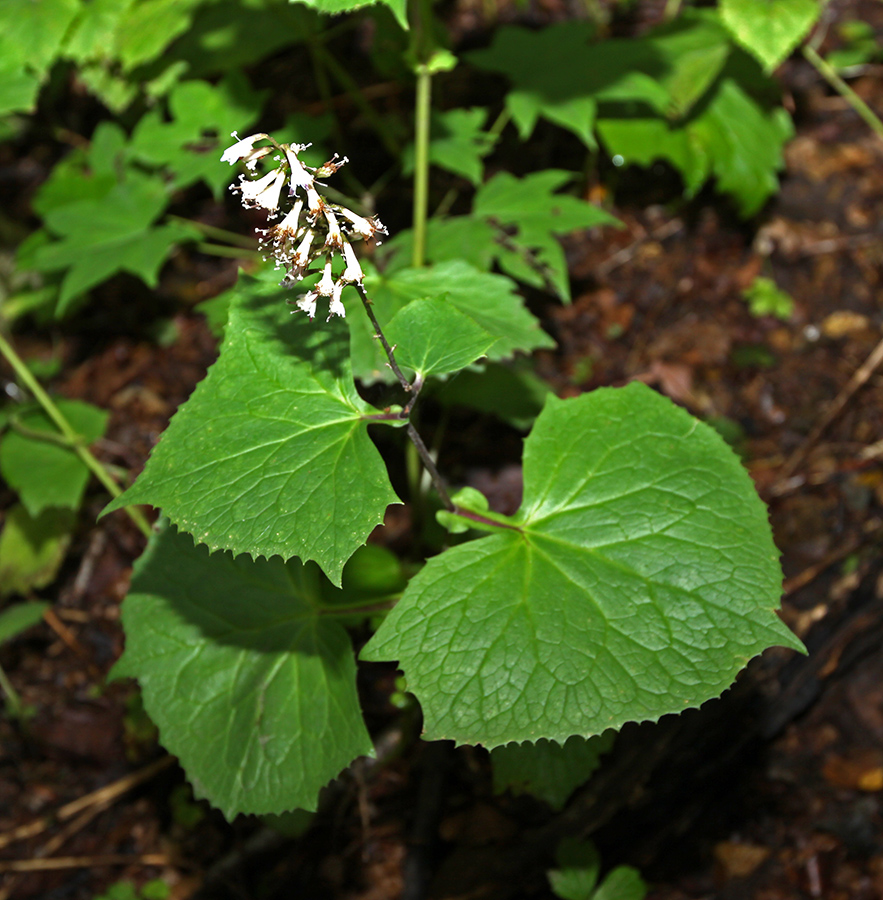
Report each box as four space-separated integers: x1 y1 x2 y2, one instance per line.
222 132 387 320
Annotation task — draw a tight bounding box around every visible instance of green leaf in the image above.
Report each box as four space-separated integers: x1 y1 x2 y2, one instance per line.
0 0 79 71
385 298 496 378
720 0 820 71
362 383 804 748
115 0 204 71
491 733 614 810
0 600 51 644
549 839 601 900
64 0 134 63
354 261 554 382
687 78 793 217
473 170 620 301
129 75 267 196
0 58 41 115
593 867 647 900
104 275 399 586
292 0 407 30
114 525 374 817
597 118 709 196
28 165 199 312
0 400 108 516
402 109 494 187
742 276 794 320
468 23 672 147
0 505 75 597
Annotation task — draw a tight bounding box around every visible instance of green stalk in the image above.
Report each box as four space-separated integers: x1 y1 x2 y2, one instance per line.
195 243 262 259
411 63 432 269
803 44 883 142
0 333 153 539
168 215 258 249
0 662 24 718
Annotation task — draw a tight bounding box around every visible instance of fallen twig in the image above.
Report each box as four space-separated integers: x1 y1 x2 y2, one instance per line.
780 332 883 480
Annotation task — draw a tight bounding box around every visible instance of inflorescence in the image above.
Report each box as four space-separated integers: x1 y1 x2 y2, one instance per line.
222 132 387 320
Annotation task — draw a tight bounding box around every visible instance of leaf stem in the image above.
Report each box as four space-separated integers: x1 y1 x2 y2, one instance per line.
352 283 454 511
195 243 263 259
353 283 412 393
167 215 257 248
803 44 883 141
0 333 153 538
412 63 432 269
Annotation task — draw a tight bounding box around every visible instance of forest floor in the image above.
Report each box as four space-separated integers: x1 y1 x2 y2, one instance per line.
2 2 883 899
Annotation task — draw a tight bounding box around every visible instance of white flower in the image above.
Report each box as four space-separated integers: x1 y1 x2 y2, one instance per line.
292 228 316 269
323 209 344 249
327 281 346 320
297 291 319 319
339 207 386 241
316 256 336 296
340 240 364 284
270 199 303 240
306 186 323 216
284 144 315 192
237 168 287 211
221 132 269 164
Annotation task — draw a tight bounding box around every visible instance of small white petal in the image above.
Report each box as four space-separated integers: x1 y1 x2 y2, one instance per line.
340 241 364 284
323 209 343 249
338 207 384 240
316 257 336 296
327 281 346 320
292 229 316 268
297 291 319 319
221 133 268 164
306 186 323 216
284 145 315 192
238 168 287 211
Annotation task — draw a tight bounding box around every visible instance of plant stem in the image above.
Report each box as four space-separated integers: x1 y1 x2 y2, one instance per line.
353 283 412 393
168 215 258 248
803 44 883 141
0 333 153 539
196 243 262 259
412 63 432 269
0 662 24 718
352 283 454 511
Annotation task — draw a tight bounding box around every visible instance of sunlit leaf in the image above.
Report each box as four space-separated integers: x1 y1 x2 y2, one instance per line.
363 383 804 747
104 275 400 586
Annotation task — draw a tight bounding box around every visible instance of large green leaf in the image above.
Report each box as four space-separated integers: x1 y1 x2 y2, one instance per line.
362 383 803 747
354 261 554 381
115 525 375 817
0 400 108 516
104 275 400 585
720 0 820 71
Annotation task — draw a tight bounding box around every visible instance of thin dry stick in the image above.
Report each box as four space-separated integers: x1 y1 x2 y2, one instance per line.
0 854 169 873
0 756 175 851
780 332 883 479
783 518 883 596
